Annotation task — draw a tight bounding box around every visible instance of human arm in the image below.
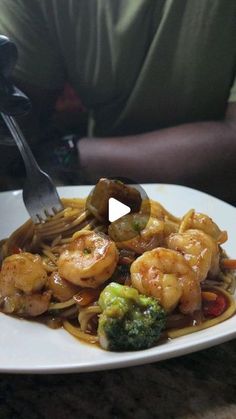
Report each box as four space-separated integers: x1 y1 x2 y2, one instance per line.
78 102 236 204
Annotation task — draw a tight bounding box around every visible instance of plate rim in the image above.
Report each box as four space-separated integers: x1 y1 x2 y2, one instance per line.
0 183 235 374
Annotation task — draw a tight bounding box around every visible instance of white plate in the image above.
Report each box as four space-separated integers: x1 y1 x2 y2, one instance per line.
0 184 235 374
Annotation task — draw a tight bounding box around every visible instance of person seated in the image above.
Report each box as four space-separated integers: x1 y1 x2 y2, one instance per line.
0 0 235 203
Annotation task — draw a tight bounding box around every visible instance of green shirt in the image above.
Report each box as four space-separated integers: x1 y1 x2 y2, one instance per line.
0 0 235 136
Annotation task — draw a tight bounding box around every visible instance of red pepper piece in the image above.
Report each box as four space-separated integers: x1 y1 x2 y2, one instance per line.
203 293 227 318
11 246 22 254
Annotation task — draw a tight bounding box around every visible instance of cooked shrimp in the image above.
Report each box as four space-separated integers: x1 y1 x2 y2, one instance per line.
48 271 79 302
57 231 118 288
108 214 165 254
179 210 227 244
0 291 51 317
167 229 220 282
143 199 180 238
130 247 201 314
0 252 47 296
0 252 50 316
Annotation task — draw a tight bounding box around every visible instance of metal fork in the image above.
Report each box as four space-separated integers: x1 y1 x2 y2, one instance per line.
2 113 63 223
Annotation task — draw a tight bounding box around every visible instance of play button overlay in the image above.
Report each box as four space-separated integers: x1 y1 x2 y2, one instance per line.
108 197 131 222
86 177 151 240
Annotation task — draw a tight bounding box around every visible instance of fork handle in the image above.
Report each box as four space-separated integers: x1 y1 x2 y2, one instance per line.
1 113 41 177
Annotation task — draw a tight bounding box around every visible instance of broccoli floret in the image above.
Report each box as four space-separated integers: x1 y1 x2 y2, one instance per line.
98 282 166 351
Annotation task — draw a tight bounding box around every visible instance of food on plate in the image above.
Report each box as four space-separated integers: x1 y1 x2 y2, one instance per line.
97 282 166 351
57 230 119 288
0 178 235 351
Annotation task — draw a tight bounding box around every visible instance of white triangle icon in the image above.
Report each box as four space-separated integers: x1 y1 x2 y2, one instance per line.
108 197 131 222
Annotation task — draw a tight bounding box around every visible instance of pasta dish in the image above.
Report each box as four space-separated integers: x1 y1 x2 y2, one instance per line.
0 178 235 352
